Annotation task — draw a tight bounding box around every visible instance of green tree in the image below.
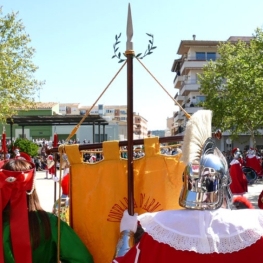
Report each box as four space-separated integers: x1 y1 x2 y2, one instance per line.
13 137 39 157
0 8 44 123
198 28 263 148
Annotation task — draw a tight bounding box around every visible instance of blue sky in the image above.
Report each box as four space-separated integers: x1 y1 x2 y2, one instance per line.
2 0 263 130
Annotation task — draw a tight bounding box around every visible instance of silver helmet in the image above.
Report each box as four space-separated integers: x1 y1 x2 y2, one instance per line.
179 110 233 210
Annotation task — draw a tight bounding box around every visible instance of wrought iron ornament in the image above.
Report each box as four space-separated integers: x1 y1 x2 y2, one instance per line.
112 33 157 63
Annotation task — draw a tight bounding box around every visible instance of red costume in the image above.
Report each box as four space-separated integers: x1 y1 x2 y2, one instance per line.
246 149 261 174
232 147 244 166
113 209 263 263
46 155 55 179
229 159 248 195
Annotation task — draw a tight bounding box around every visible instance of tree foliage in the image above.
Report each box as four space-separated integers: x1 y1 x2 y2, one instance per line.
13 138 39 157
198 28 263 147
0 8 44 123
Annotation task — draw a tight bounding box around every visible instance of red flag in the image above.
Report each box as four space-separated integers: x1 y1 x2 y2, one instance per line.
1 132 7 153
53 133 58 147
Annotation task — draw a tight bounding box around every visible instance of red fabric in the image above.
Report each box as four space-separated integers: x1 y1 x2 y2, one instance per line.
232 148 238 154
258 190 263 209
0 163 35 263
53 133 58 147
233 196 254 209
114 233 263 263
246 156 261 174
18 152 32 162
47 165 55 175
61 173 69 195
229 162 248 195
238 157 244 166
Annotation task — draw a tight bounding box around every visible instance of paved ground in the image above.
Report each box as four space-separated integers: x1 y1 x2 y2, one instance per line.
35 170 60 212
244 179 263 208
35 171 263 212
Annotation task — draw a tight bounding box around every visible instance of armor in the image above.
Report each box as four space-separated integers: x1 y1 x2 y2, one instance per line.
179 138 232 210
232 147 242 160
115 230 135 258
178 109 233 210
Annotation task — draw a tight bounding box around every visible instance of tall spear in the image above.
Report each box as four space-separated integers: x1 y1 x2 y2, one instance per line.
53 127 58 203
2 127 7 160
125 3 134 216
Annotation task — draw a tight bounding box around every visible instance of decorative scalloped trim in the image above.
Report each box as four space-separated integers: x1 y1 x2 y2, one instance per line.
140 211 263 254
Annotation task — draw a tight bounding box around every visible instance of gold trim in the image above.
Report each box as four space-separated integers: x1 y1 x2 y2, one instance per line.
125 50 135 55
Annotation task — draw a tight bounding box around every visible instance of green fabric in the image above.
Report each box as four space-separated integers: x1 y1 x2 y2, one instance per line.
3 212 94 263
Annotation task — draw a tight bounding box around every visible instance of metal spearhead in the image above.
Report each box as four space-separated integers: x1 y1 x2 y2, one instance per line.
126 3 133 51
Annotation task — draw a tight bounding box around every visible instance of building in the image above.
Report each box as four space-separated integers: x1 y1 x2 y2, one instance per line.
76 104 148 140
0 103 148 144
133 113 148 139
0 102 59 142
171 35 263 151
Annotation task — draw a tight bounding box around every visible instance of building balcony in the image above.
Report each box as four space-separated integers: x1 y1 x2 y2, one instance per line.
174 111 185 122
180 80 199 96
183 106 203 115
174 93 185 104
173 56 219 88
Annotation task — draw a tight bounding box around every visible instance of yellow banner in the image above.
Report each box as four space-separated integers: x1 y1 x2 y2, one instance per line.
65 137 185 263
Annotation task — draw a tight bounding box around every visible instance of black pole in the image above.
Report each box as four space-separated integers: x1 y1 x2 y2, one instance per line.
126 51 134 215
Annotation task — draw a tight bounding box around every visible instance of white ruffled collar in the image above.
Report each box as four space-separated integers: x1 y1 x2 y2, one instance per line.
139 209 263 254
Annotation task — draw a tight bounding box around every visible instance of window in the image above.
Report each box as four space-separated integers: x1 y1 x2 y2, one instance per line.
207 52 216 61
196 96 206 104
196 52 217 61
196 52 206 60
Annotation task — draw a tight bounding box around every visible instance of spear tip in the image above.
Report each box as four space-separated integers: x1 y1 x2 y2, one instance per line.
126 3 133 51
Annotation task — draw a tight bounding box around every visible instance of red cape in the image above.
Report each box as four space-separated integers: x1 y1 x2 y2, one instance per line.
246 156 261 174
229 161 248 195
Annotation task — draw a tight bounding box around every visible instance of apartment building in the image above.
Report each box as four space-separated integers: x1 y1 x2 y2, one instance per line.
171 36 220 135
133 113 148 139
60 103 148 140
171 35 263 150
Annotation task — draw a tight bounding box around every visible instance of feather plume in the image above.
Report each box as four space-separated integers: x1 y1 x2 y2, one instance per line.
181 110 212 165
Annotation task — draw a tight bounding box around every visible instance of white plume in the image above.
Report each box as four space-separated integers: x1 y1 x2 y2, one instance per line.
181 110 212 165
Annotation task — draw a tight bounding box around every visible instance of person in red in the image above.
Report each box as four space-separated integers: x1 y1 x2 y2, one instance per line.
232 147 244 166
229 148 248 195
246 148 262 175
45 154 55 179
112 110 263 263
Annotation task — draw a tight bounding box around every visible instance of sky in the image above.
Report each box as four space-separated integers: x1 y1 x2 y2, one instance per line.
2 0 263 130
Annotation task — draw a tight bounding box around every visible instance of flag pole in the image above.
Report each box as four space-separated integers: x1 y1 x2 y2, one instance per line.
2 127 6 160
125 3 134 216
